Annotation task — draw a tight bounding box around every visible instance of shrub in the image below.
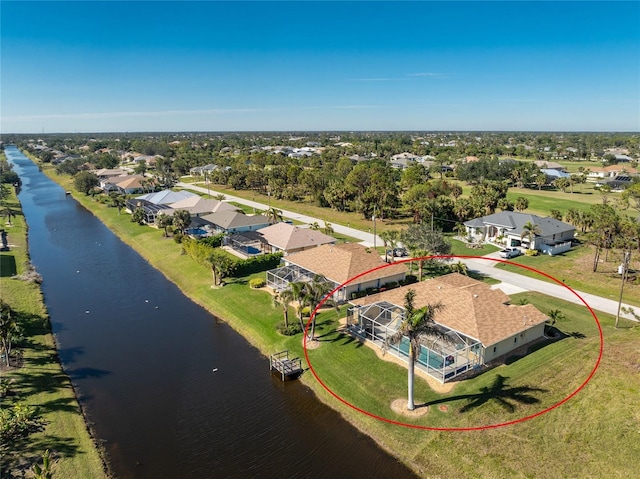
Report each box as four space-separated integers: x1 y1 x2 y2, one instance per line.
249 278 266 289
230 252 283 277
399 275 417 286
525 249 539 256
276 321 302 336
301 306 311 317
199 233 225 248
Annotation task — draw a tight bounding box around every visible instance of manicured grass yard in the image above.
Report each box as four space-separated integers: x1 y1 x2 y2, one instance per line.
39 165 640 478
1 189 107 478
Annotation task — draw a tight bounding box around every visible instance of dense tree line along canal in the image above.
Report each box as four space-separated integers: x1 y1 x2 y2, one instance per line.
6 146 416 479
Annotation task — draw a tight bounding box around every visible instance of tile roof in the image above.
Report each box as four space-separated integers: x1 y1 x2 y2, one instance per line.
200 211 270 230
168 197 238 215
116 175 145 188
350 273 547 346
285 243 408 285
257 223 335 251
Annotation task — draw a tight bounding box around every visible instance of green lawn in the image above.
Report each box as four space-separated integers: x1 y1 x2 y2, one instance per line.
37 163 640 478
0 188 108 478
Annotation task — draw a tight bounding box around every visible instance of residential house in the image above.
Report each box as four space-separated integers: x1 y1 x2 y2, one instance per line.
464 211 575 255
167 196 238 217
347 273 548 382
588 165 638 180
137 189 198 205
257 222 336 255
266 243 407 302
115 175 147 194
200 210 270 234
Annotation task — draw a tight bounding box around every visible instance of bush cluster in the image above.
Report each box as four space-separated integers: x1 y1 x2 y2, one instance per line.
249 278 266 289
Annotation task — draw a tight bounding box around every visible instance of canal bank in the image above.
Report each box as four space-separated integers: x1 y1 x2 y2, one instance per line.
0 151 109 478
8 147 419 478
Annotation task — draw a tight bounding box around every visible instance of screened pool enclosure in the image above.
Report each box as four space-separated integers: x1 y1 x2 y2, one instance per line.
346 301 482 383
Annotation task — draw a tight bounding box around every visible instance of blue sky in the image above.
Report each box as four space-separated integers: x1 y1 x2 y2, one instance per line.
2 1 639 133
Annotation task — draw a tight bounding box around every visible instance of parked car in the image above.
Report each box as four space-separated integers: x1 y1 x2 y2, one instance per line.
499 247 522 259
387 247 408 257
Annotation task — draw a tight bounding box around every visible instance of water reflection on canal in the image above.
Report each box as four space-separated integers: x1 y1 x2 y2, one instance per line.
6 146 416 479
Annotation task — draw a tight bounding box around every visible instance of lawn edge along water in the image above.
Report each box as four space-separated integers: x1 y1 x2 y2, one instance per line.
0 177 110 478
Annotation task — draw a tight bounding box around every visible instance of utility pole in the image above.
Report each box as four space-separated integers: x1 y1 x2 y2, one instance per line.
372 204 377 250
615 250 631 328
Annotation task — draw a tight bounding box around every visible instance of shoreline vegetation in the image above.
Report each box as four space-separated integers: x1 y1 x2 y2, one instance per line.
9 151 640 478
0 166 109 477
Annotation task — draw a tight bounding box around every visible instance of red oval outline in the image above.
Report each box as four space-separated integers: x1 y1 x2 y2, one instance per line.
303 254 604 431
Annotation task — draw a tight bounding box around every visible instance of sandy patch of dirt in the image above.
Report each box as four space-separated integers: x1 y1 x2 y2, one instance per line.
391 398 429 417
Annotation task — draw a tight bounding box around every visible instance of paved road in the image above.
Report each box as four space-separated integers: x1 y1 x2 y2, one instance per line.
178 181 638 322
463 253 637 321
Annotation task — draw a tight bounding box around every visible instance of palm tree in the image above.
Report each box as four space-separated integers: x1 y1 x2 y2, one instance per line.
303 276 338 341
0 205 17 226
215 193 226 201
273 289 295 330
284 281 308 332
0 300 21 367
385 290 445 411
379 230 393 262
173 209 192 234
323 222 334 235
309 221 320 230
208 250 235 287
265 207 283 224
156 212 173 237
450 261 469 276
109 192 127 214
520 221 541 250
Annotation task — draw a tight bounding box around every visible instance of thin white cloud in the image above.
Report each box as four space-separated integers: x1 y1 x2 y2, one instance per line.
407 72 448 78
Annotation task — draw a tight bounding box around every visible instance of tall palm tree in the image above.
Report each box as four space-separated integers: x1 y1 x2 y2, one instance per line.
302 275 337 341
520 221 541 250
385 290 445 411
273 289 295 330
323 222 334 235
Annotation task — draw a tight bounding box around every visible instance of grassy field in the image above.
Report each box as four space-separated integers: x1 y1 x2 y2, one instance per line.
0 187 108 478
37 165 640 478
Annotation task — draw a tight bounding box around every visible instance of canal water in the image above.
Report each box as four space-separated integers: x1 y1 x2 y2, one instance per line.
5 146 416 479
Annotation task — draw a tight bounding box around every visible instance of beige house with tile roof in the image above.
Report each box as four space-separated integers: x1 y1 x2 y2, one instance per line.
257 222 336 255
266 243 408 301
347 273 548 382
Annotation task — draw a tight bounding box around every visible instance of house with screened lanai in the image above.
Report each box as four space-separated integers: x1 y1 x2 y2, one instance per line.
347 273 548 383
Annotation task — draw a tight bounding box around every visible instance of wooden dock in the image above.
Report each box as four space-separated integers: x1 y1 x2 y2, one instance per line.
270 350 302 381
